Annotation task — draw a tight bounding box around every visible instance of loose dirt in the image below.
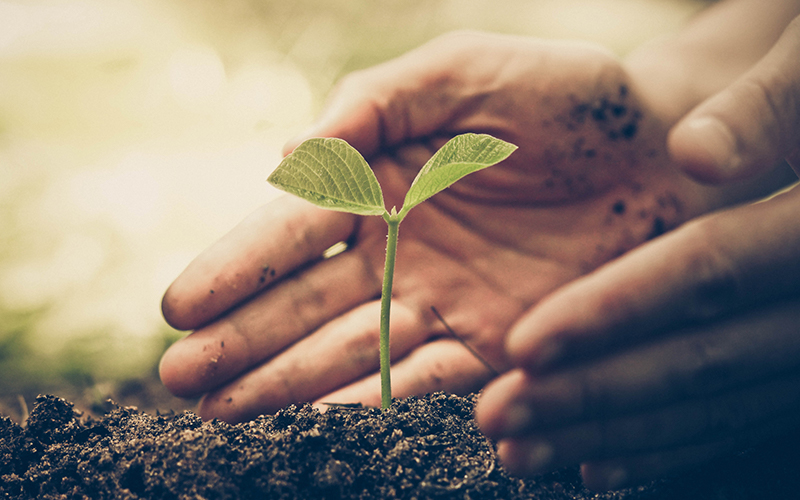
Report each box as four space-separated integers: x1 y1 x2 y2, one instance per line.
2 392 798 499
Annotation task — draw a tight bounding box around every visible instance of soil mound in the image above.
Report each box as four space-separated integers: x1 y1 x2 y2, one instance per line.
1 393 798 499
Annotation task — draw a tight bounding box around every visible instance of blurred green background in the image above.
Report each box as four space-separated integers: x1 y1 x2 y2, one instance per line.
0 0 710 408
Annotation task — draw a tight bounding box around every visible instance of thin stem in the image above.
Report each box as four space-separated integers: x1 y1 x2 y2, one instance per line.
380 214 400 410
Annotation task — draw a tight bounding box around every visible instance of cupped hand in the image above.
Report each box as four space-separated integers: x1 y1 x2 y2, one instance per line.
668 16 800 182
477 18 800 490
159 32 721 423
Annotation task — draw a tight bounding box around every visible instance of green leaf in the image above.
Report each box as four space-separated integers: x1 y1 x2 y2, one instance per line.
400 133 517 217
268 137 385 216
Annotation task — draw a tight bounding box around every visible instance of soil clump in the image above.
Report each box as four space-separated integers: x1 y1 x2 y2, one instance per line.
1 392 798 499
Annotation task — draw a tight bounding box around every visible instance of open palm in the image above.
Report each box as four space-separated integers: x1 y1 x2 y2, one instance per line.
159 32 723 423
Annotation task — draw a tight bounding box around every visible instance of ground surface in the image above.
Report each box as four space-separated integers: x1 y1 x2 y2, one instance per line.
2 392 799 499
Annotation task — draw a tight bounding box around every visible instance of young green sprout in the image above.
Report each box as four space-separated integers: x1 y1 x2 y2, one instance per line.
268 133 517 409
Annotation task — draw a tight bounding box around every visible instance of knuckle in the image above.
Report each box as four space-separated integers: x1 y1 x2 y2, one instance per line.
160 283 202 331
159 338 219 398
737 40 800 156
678 219 744 320
738 78 793 151
160 288 186 329
682 334 732 397
289 280 330 333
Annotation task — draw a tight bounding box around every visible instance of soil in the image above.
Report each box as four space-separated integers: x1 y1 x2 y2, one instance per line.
2 392 799 500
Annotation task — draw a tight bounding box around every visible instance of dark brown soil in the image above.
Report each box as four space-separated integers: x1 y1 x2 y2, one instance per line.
1 392 799 499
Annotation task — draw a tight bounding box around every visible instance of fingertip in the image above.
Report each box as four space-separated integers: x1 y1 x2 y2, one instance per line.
475 370 526 436
197 382 283 423
158 338 200 398
475 370 536 439
160 255 226 332
158 324 246 399
280 139 299 157
494 440 524 475
505 307 566 373
161 283 197 332
667 115 742 184
196 392 244 423
495 438 555 477
506 325 565 373
504 313 540 366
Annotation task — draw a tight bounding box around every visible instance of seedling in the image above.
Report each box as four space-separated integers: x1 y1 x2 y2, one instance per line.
268 133 517 409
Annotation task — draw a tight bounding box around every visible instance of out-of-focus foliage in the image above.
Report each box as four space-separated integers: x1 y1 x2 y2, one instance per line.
0 0 708 394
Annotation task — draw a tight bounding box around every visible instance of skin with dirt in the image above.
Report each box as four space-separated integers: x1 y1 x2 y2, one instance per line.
2 393 798 499
158 36 746 424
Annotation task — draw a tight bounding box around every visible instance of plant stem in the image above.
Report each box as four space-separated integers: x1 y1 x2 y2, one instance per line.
380 213 400 410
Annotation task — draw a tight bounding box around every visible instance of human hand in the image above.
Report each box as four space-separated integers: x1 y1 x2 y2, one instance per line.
159 32 721 423
669 17 800 182
476 17 800 490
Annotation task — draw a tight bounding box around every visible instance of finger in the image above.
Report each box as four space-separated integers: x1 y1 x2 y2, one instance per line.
491 371 800 477
282 31 515 156
194 300 428 422
314 338 500 410
579 412 799 490
162 195 356 331
506 183 800 373
159 245 381 399
668 16 800 183
478 298 800 437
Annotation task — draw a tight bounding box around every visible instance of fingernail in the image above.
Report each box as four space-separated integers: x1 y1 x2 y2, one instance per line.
525 442 554 472
682 116 741 173
500 403 535 435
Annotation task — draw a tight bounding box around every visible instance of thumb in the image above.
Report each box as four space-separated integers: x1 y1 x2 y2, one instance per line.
282 33 484 157
668 16 800 183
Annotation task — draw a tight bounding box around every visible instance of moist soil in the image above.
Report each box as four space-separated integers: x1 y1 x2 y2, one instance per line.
1 392 799 500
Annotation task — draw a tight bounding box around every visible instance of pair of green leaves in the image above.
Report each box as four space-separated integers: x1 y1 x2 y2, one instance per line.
268 133 517 220
267 132 515 410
